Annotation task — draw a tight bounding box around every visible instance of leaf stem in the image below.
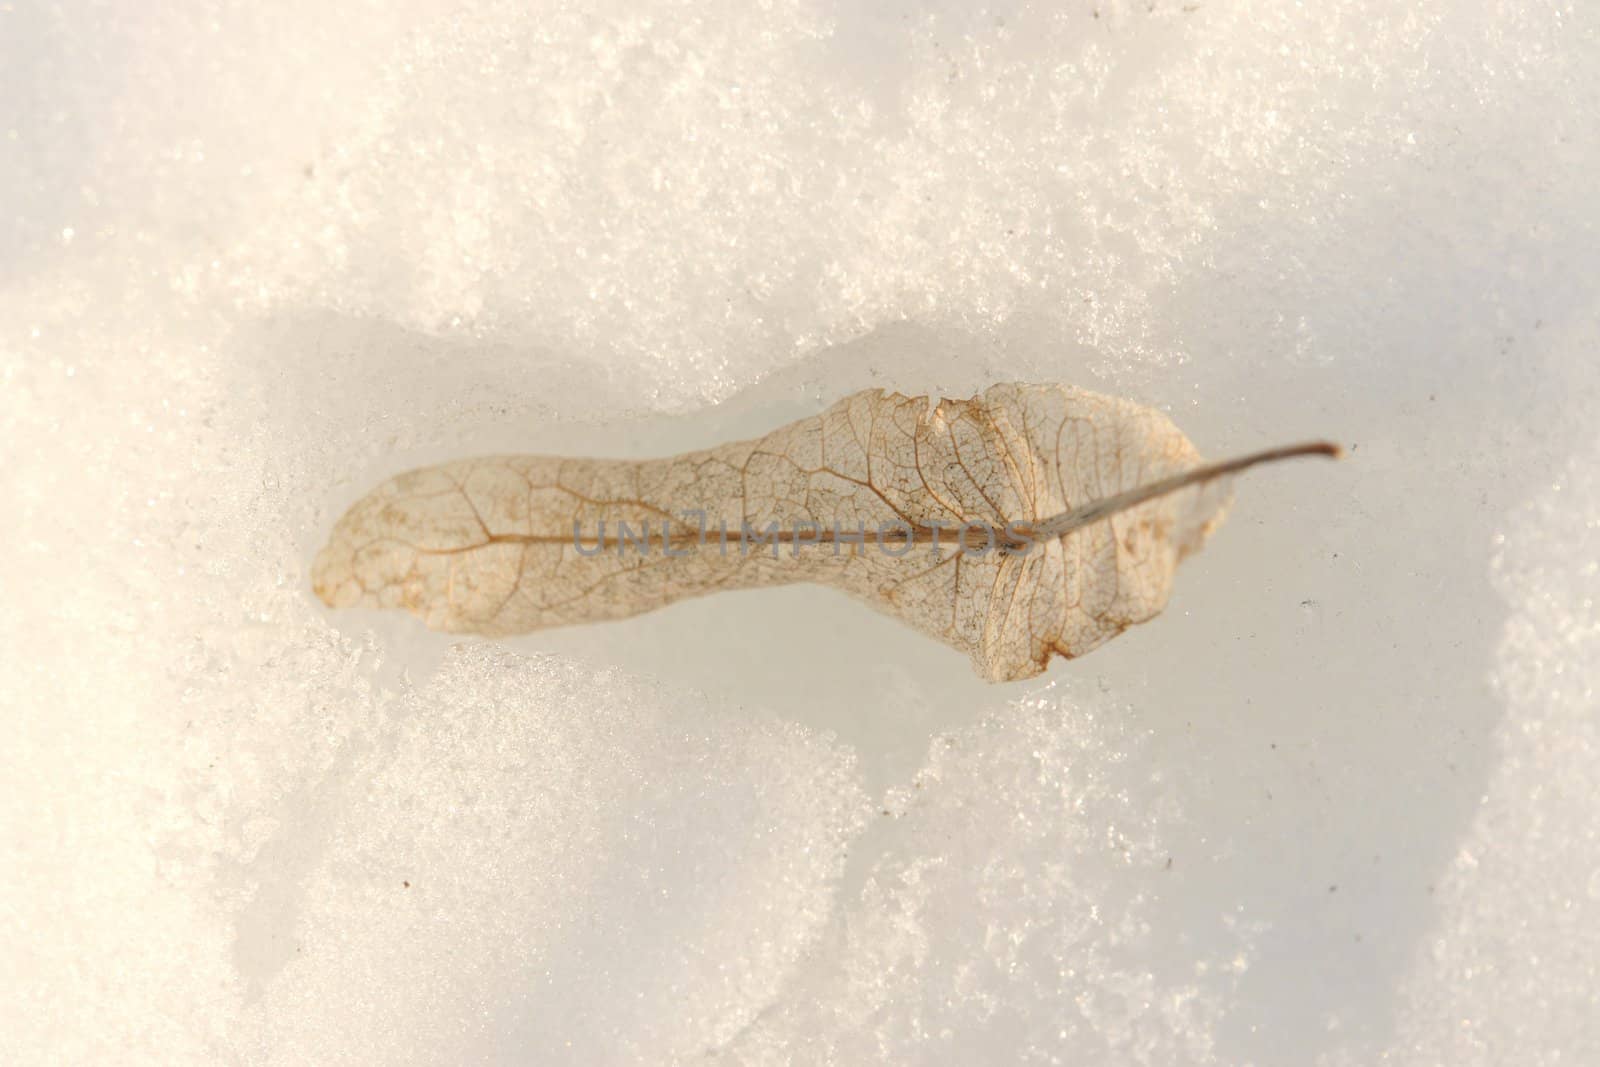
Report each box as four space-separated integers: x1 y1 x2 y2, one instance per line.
1028 440 1343 541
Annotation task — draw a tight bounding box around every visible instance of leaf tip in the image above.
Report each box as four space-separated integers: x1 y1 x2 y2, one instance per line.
310 540 363 610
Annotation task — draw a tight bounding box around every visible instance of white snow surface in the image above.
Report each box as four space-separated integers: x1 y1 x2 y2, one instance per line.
4 1 1599 1064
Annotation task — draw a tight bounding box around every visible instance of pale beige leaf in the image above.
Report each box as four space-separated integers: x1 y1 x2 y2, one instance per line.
312 383 1336 681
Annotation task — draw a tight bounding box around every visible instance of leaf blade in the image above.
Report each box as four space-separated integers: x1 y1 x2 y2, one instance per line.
312 383 1338 680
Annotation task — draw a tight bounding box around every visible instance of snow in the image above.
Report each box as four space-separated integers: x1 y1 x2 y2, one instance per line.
4 1 1598 1063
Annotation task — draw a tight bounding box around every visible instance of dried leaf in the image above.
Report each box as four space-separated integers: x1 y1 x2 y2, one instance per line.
312 383 1337 681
